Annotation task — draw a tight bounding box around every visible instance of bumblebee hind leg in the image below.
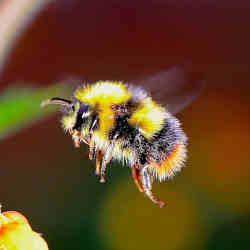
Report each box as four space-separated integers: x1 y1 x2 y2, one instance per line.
141 166 165 208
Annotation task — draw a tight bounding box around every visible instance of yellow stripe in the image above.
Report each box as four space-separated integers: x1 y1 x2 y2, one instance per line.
129 98 166 139
74 81 131 107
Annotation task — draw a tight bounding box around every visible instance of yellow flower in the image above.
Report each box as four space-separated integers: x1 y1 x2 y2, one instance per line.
0 209 49 250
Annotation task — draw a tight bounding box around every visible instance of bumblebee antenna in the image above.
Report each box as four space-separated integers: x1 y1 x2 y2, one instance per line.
41 97 74 110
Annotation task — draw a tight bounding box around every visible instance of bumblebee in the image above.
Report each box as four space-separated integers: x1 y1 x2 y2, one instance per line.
41 67 203 207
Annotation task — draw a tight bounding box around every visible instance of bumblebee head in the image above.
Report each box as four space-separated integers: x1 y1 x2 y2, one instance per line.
41 97 92 133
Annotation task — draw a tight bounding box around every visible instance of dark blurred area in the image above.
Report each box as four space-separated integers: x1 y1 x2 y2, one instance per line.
1 0 250 250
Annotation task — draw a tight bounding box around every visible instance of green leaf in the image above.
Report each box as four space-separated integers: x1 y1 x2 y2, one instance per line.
0 84 71 140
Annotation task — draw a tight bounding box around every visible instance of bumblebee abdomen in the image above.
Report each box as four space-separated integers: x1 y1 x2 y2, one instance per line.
155 143 186 179
148 112 187 181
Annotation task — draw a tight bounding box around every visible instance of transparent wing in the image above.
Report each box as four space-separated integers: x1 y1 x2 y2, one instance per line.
137 66 205 114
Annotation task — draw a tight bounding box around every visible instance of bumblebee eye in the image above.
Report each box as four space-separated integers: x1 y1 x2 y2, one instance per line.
82 111 91 118
73 103 91 131
78 103 91 118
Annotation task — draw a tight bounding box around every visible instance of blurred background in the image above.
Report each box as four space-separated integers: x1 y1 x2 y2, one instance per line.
0 0 250 249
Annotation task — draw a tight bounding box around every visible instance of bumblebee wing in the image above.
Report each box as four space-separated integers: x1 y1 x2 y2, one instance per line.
138 66 205 114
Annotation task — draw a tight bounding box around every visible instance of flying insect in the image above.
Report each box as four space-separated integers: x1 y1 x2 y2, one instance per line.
41 66 204 207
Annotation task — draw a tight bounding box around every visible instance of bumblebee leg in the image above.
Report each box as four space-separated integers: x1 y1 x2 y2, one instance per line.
95 150 103 176
72 130 89 147
100 143 114 183
131 165 144 192
88 116 99 159
72 130 81 148
88 136 95 160
141 166 165 208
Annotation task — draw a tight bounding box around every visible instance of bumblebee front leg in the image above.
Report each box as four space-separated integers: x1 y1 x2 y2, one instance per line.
72 130 81 148
72 130 89 147
88 115 99 160
141 166 165 208
100 143 114 183
131 165 144 192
